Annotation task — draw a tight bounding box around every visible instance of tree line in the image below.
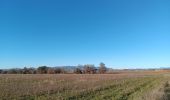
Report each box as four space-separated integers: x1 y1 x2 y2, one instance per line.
0 63 107 74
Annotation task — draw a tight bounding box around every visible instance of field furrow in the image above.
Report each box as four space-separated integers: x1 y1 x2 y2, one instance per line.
0 74 169 100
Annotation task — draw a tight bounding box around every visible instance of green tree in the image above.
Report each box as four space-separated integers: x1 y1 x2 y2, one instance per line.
37 66 49 74
99 62 107 74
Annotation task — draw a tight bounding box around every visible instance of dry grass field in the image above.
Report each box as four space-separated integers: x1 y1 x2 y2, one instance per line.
0 71 170 100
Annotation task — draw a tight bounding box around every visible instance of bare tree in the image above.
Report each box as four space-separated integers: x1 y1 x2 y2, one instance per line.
83 64 97 74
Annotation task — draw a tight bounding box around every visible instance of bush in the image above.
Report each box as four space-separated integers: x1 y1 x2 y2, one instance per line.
74 68 82 74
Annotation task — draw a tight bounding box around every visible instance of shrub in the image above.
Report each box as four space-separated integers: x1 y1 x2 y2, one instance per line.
74 68 82 74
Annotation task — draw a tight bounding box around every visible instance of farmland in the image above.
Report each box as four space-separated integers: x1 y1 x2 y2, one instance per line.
0 71 170 100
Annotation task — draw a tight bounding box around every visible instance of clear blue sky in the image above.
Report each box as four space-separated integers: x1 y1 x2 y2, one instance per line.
0 0 170 69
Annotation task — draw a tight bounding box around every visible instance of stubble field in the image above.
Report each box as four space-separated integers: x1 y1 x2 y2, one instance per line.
0 71 170 100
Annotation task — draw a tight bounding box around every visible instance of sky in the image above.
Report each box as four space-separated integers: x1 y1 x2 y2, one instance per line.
0 0 170 69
